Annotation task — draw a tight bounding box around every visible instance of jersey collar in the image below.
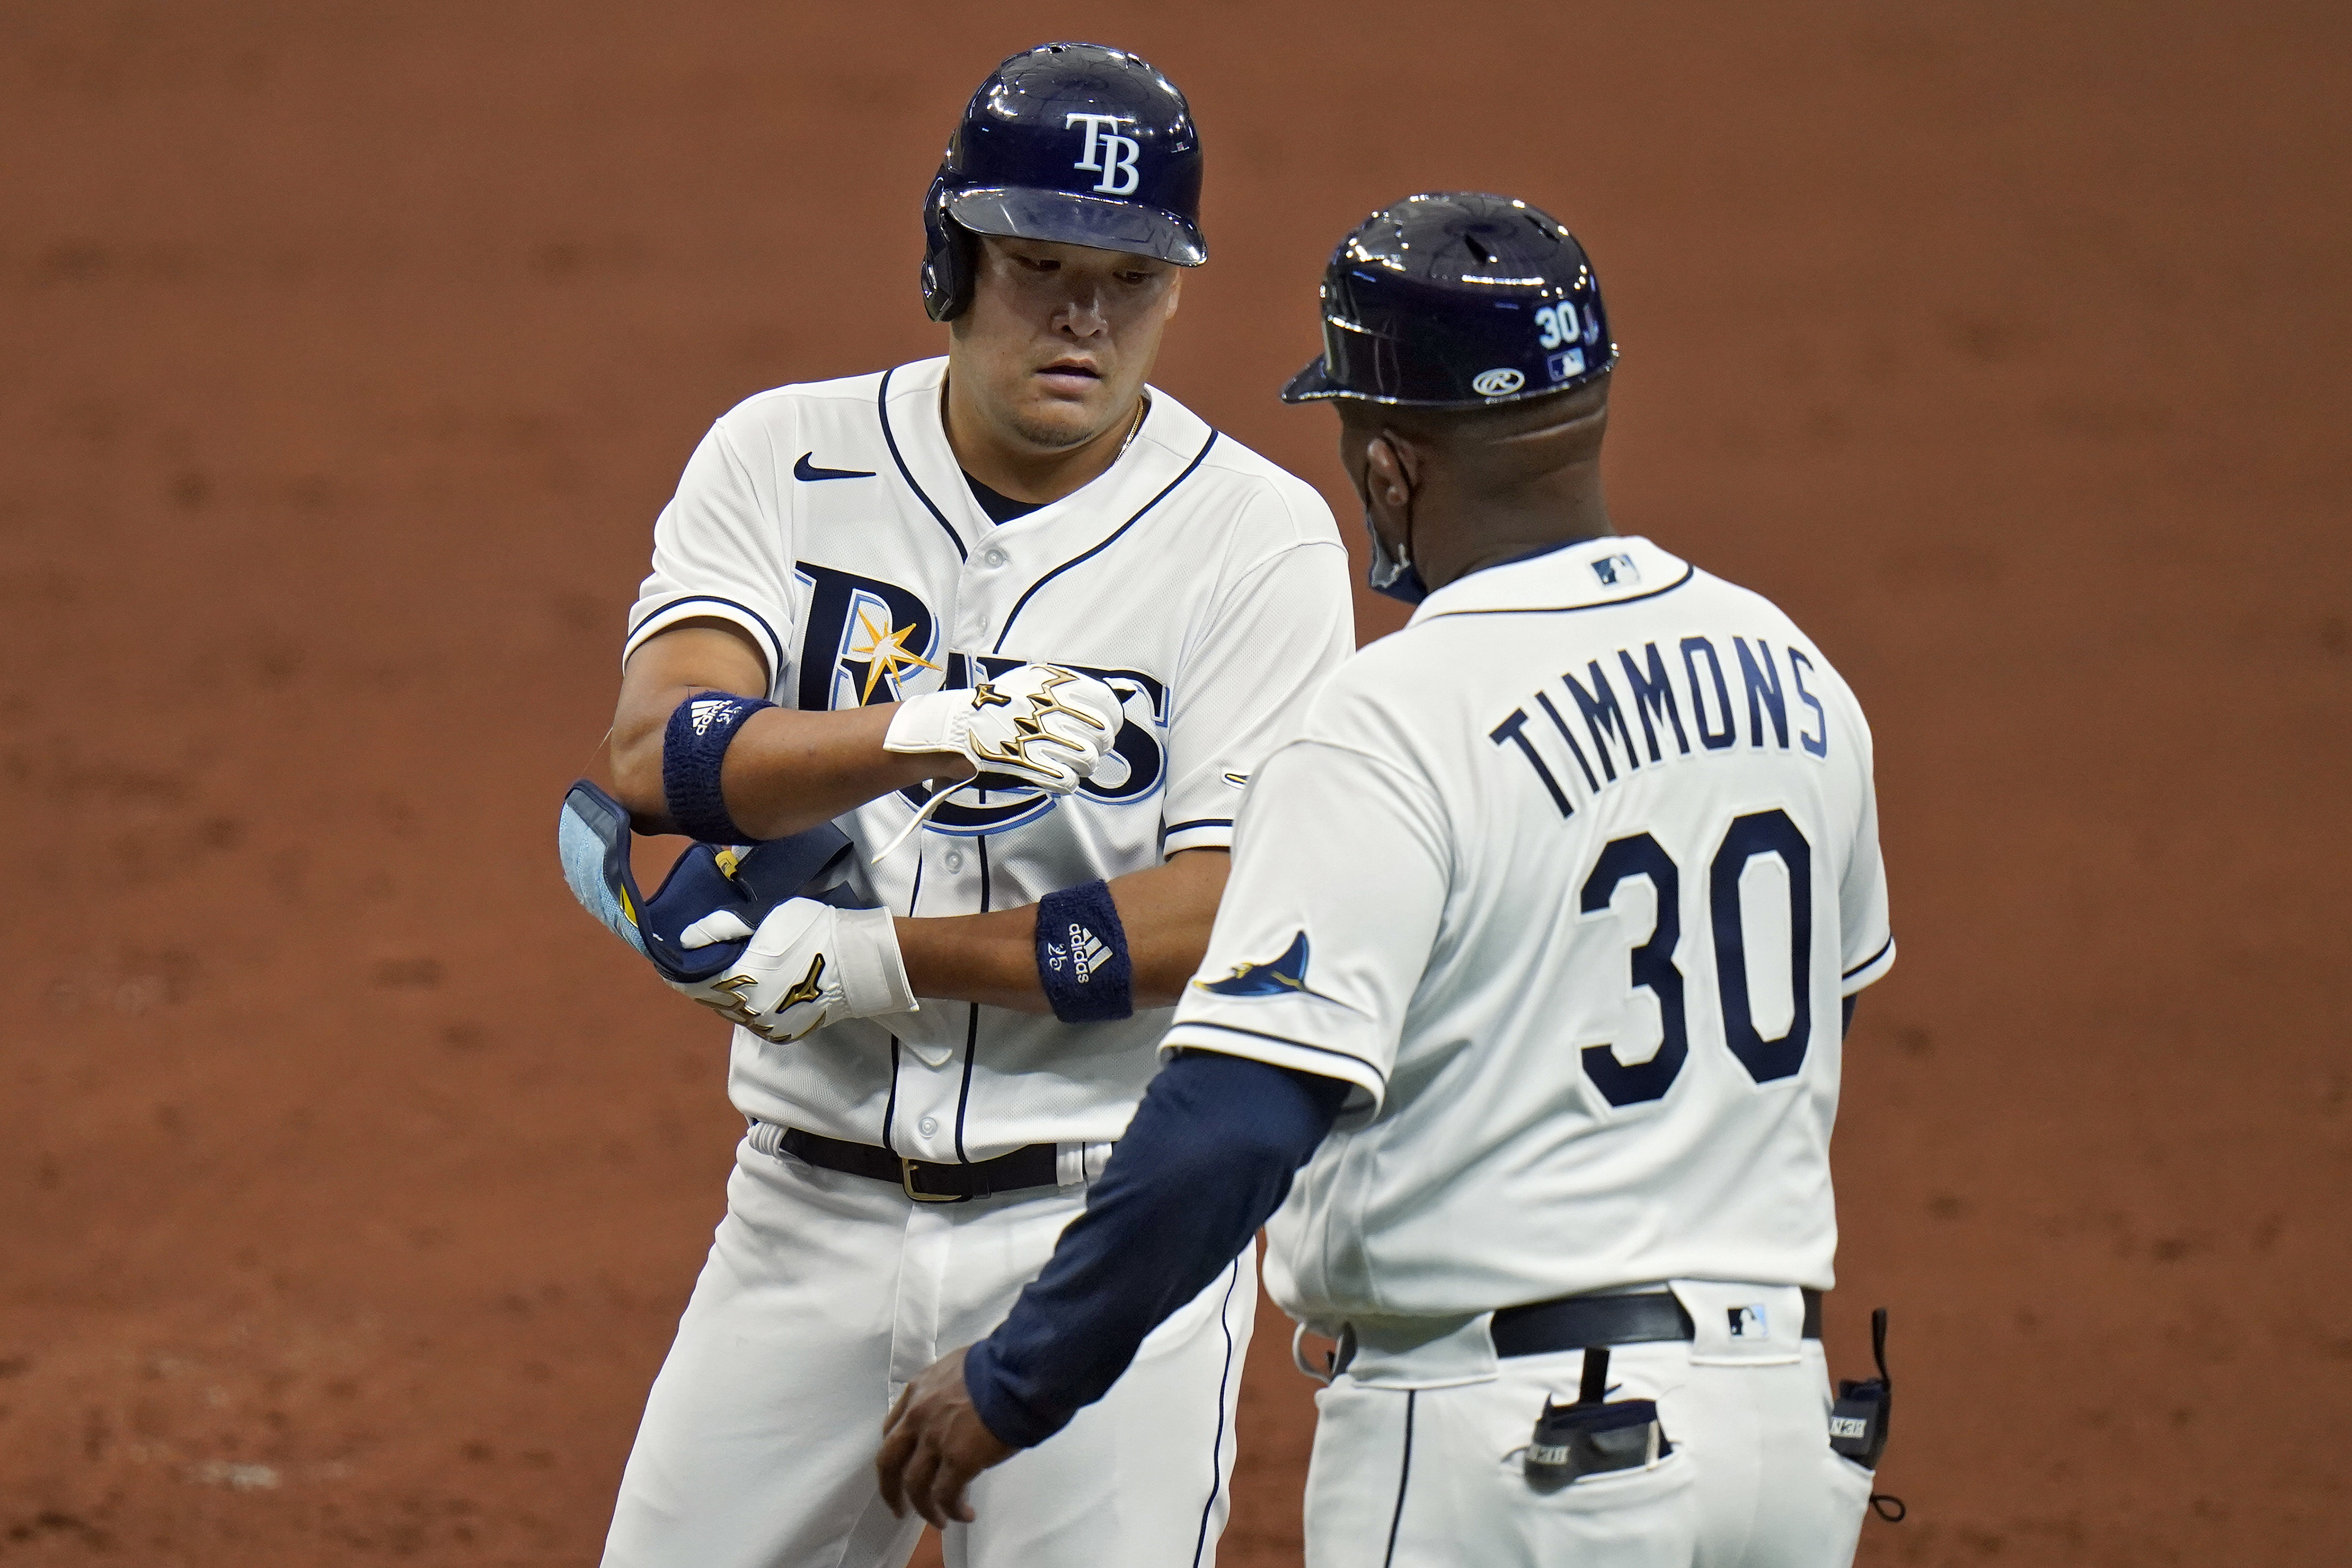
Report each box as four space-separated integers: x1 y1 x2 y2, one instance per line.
887 357 1196 544
1405 535 1693 626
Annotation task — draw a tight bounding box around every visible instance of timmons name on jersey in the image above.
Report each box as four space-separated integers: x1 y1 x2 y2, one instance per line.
1487 634 1835 818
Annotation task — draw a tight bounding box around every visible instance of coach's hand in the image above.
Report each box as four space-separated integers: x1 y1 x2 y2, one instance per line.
876 1346 1016 1527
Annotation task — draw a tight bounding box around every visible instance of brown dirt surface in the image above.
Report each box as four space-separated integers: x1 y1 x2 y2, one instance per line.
3 2 2346 1564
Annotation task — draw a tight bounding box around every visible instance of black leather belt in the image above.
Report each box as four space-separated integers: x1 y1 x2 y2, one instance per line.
776 1127 1063 1203
1491 1287 1824 1359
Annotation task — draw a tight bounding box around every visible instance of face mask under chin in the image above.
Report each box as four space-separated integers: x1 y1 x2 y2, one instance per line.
1365 510 1431 605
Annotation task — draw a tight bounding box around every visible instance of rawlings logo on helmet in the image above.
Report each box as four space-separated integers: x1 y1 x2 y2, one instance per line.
1473 367 1527 398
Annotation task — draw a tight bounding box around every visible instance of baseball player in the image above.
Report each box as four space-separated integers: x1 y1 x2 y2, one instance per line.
875 193 1897 1568
585 43 1352 1568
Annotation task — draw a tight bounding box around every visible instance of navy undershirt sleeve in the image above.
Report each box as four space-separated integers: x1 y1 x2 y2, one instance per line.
963 1051 1350 1449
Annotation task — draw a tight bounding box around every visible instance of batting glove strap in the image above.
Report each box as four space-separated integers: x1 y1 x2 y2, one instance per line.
677 900 916 1044
882 663 1123 795
1035 879 1133 1023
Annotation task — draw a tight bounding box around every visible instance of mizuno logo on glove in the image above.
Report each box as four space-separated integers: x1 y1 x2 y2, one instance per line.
778 955 828 1016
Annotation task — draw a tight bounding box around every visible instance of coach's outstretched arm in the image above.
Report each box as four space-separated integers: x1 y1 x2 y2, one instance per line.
876 1049 1350 1527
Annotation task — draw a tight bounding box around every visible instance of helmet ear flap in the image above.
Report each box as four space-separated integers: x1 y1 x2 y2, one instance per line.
920 170 976 323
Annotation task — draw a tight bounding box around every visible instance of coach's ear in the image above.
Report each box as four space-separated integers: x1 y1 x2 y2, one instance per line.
1362 431 1419 557
1364 432 1418 511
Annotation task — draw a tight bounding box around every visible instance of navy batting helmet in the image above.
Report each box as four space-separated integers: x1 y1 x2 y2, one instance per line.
921 43 1206 323
1281 193 1616 408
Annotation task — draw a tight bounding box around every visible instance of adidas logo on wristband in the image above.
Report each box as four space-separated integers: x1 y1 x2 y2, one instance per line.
688 697 740 736
1044 925 1113 984
1068 923 1111 983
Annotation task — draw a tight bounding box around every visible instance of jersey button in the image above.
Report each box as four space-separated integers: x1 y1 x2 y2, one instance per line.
982 547 1009 568
943 850 965 872
918 1116 939 1136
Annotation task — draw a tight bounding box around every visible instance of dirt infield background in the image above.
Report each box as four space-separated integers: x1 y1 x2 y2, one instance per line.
3 2 2346 1563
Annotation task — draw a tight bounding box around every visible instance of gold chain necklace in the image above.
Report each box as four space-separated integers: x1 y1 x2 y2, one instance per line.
1116 393 1150 459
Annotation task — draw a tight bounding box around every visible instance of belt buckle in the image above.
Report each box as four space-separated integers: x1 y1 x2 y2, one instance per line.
902 1157 962 1204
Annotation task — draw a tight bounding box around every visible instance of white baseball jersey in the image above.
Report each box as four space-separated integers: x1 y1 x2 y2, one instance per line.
1163 534 1894 1321
626 356 1354 1163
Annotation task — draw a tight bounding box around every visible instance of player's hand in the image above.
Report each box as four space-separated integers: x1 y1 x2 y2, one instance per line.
883 664 1124 795
875 1346 1016 1528
671 897 915 1043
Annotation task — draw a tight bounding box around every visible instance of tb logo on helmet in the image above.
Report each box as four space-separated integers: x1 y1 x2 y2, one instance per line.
1065 112 1141 194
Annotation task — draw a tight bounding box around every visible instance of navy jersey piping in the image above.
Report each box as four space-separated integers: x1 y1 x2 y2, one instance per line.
626 594 787 680
1165 816 1234 836
1842 936 1895 980
1175 1022 1388 1085
992 430 1220 652
1413 561 1698 621
1188 1258 1244 1568
877 366 969 561
1382 1390 1416 1568
949 833 994 1165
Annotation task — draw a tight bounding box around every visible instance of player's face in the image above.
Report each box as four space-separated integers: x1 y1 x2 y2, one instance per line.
951 236 1182 452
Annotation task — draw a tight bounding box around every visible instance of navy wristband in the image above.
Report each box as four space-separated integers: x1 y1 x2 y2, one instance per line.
1035 879 1133 1023
661 692 776 844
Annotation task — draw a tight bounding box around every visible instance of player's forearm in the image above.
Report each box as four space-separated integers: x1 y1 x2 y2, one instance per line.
611 623 976 839
611 697 970 839
893 849 1229 1012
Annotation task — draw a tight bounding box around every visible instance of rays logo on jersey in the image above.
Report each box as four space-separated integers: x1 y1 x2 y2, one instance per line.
795 563 942 711
1196 931 1341 1003
794 564 1169 837
902 653 1170 837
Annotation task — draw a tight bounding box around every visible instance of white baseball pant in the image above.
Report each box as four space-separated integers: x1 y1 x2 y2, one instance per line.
1300 1282 1874 1568
601 1137 1254 1568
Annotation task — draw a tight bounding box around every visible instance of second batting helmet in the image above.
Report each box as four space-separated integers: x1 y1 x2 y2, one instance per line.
1282 193 1616 408
920 42 1207 323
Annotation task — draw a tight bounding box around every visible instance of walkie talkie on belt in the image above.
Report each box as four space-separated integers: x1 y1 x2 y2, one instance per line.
1828 1306 1894 1468
1523 1347 1671 1491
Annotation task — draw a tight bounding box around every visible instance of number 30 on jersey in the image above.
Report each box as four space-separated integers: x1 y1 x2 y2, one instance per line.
1579 810 1814 1108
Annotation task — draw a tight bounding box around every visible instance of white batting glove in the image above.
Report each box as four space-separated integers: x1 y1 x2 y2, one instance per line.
671 898 916 1045
883 663 1123 795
